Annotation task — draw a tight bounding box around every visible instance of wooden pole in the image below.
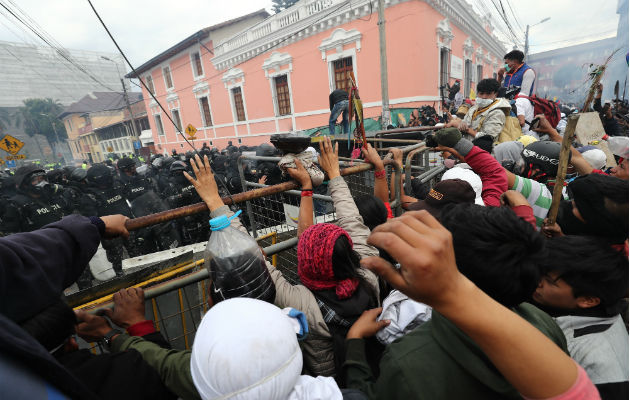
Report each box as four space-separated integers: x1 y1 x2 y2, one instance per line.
546 114 580 225
125 161 384 231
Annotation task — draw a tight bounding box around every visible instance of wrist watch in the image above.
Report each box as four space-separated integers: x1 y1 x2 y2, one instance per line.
101 328 122 348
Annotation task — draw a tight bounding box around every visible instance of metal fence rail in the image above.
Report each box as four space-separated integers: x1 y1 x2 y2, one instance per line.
74 143 447 352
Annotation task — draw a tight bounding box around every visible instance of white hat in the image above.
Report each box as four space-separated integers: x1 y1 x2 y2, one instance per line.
441 167 484 206
190 298 341 400
581 148 607 170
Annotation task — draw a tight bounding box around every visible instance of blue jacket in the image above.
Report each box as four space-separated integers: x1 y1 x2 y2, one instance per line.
503 63 534 95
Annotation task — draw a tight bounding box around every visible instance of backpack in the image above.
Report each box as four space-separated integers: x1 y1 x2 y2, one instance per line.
524 95 562 128
478 109 523 144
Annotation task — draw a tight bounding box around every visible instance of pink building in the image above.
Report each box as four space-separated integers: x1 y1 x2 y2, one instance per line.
128 0 505 154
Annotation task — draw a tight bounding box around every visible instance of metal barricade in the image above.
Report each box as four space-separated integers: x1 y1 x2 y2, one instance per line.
75 236 300 352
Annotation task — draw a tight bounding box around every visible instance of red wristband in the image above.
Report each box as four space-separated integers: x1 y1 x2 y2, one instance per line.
374 170 386 179
602 134 610 141
301 190 313 197
127 320 156 337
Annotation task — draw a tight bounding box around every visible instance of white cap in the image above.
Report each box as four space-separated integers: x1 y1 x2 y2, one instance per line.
581 148 607 170
441 166 484 206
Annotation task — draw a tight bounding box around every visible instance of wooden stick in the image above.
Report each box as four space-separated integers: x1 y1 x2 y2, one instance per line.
124 160 394 231
546 114 580 225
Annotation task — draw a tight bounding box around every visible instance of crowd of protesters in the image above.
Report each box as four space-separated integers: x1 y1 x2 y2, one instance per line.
0 49 628 400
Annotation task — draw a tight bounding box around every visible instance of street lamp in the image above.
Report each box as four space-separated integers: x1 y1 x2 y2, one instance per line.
524 17 550 61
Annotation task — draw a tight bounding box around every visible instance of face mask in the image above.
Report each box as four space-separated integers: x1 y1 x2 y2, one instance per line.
476 98 494 108
504 63 511 72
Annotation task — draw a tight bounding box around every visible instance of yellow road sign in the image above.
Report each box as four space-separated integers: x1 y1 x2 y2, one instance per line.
6 154 26 160
0 134 24 155
185 124 197 138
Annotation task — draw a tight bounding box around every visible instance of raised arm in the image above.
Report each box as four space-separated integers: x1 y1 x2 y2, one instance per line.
533 115 593 176
361 211 597 399
286 160 314 236
362 143 389 204
319 137 378 259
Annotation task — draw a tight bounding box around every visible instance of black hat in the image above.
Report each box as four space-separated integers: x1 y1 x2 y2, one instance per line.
406 179 476 218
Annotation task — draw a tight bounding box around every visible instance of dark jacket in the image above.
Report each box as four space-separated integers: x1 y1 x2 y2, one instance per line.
58 332 176 400
0 215 102 399
329 89 349 111
345 302 568 400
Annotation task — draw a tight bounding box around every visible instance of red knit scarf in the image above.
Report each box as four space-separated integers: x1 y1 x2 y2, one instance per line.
297 223 359 299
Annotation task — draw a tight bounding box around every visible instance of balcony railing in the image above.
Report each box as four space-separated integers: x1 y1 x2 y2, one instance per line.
214 0 340 56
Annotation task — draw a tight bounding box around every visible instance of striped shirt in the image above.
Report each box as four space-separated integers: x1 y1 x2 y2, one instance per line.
511 176 567 228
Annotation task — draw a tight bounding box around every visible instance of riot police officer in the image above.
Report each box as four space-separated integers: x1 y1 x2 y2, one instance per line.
164 160 209 245
117 157 180 253
0 165 72 235
80 164 136 277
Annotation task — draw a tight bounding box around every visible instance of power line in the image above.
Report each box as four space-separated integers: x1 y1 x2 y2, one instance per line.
85 0 198 152
530 30 617 47
0 0 118 92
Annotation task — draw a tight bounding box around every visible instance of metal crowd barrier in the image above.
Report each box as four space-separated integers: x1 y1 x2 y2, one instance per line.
73 144 447 352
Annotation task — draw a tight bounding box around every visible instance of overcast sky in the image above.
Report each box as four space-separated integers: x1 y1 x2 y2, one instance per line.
0 0 623 74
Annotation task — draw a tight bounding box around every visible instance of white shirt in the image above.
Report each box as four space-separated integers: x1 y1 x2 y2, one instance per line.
515 96 535 137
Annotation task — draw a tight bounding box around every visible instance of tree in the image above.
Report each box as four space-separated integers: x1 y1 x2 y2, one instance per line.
18 98 67 161
19 98 67 143
272 0 300 14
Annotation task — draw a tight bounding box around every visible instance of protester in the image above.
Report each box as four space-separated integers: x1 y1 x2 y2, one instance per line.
533 235 628 400
498 50 536 97
446 79 512 149
20 296 176 400
329 89 350 135
0 213 129 399
275 136 381 380
344 209 598 399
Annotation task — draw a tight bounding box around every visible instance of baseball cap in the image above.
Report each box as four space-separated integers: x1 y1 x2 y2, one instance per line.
406 179 476 218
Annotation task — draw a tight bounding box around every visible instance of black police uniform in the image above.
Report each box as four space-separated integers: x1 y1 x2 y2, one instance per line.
164 163 209 245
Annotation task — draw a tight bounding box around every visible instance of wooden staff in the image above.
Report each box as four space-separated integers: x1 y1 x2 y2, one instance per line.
348 71 367 148
546 114 580 225
125 160 388 231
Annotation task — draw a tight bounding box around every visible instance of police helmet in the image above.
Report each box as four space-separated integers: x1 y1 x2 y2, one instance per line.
521 141 570 182
86 164 113 187
70 167 87 182
14 164 46 189
170 160 188 173
117 157 136 170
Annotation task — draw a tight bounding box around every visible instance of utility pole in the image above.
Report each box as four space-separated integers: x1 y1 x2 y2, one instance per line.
524 17 550 62
524 24 530 61
377 0 390 129
121 77 139 153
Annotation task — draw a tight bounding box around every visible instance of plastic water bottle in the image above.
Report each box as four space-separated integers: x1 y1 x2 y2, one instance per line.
205 210 276 304
606 136 629 159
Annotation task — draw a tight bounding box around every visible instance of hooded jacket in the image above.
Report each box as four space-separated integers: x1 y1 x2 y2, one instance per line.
463 98 512 141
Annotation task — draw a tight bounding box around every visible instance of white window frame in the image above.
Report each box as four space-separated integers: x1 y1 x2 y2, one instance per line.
171 108 182 132
271 74 293 117
229 85 248 123
145 74 155 94
190 49 205 80
162 65 174 90
154 114 165 136
197 95 214 127
327 51 358 93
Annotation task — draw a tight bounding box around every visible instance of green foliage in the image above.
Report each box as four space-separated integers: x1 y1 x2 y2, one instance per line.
18 98 67 142
272 0 300 14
